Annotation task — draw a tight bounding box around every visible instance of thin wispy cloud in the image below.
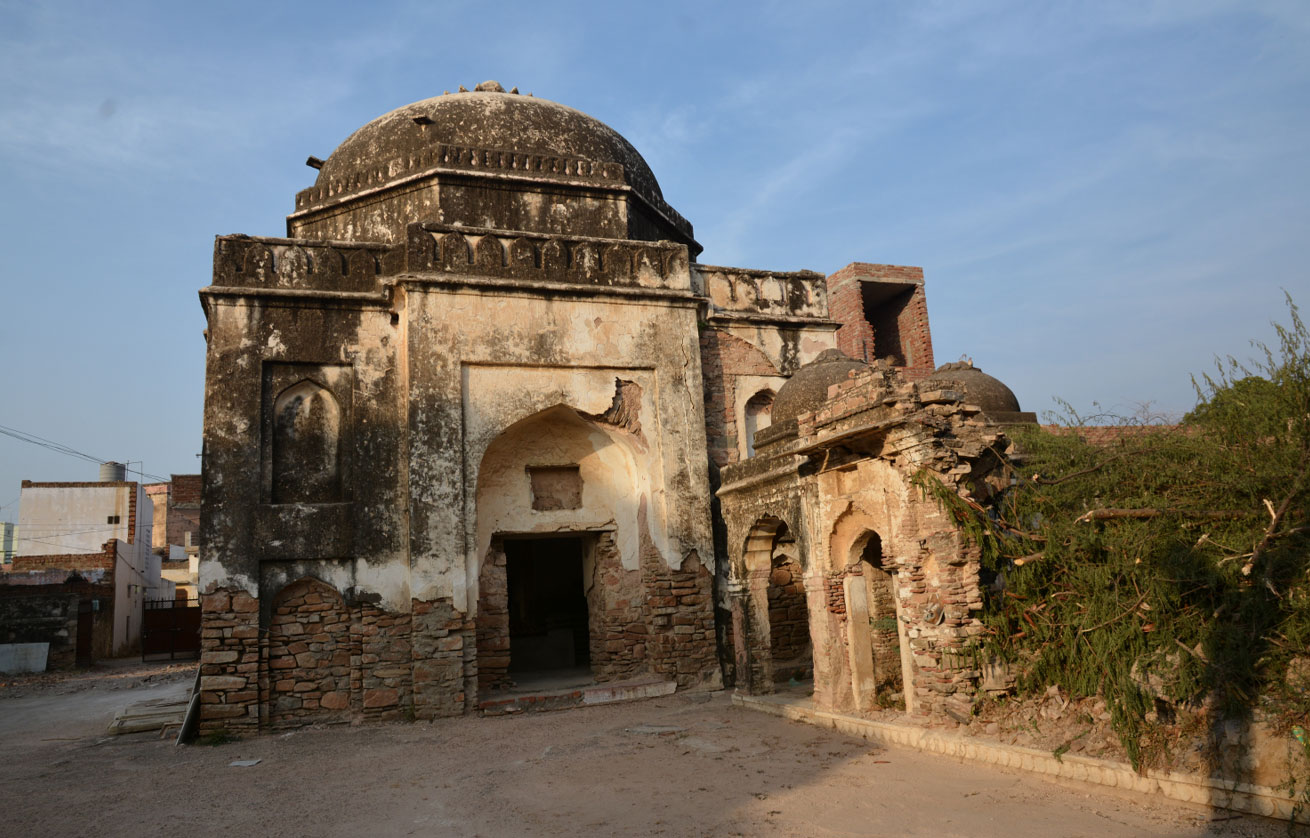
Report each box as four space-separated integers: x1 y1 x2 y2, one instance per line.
0 0 1307 505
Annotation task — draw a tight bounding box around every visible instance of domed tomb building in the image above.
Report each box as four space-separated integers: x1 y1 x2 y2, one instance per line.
198 82 1030 732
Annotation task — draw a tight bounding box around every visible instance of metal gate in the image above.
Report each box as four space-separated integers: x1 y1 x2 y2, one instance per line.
142 599 201 660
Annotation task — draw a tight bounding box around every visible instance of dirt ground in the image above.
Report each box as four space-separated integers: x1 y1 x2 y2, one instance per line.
0 662 1297 838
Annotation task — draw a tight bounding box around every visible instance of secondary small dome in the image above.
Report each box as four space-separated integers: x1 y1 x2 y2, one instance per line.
922 362 1023 414
772 349 869 424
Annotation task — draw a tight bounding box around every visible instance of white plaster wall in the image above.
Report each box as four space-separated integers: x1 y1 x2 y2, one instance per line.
134 484 153 568
17 485 133 556
113 544 146 655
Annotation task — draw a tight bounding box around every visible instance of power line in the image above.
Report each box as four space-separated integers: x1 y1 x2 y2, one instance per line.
0 422 171 483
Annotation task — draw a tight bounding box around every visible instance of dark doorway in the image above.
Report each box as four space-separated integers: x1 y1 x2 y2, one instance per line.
505 537 591 674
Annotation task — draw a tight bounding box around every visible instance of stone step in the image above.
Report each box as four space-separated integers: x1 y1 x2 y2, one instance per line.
478 677 676 716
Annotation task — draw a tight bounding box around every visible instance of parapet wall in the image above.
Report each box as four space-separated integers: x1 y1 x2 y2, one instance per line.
212 235 401 294
697 265 829 321
407 223 691 291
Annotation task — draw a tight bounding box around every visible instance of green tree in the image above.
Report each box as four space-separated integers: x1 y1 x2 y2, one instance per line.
923 298 1310 793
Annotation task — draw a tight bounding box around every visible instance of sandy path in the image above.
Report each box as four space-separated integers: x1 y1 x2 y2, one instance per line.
0 668 1291 837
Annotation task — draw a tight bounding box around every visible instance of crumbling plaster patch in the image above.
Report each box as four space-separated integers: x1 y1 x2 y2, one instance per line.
198 559 257 597
717 323 834 377
258 557 412 612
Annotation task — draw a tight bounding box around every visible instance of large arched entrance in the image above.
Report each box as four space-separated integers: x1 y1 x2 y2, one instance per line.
473 405 648 695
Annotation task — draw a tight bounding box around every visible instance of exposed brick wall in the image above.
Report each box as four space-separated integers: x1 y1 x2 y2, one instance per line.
588 532 648 681
827 270 874 364
825 574 846 616
353 603 413 720
826 263 935 381
642 551 717 686
475 542 510 691
199 588 261 733
410 598 470 720
699 326 782 469
10 541 117 573
766 556 808 672
126 484 138 545
200 583 468 735
171 475 202 506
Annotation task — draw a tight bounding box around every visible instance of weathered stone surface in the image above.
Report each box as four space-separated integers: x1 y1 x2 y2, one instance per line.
196 84 1021 735
363 688 398 709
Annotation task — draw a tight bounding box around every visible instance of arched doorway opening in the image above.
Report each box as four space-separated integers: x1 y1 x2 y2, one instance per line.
857 533 904 705
766 524 811 683
738 516 811 690
473 405 646 695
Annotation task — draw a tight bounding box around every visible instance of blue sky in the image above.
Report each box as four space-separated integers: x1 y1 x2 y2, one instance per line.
2 0 1308 518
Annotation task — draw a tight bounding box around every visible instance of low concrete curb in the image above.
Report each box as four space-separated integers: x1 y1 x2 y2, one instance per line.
734 692 1298 822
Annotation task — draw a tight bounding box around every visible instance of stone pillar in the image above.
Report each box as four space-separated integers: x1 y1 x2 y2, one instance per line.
843 573 876 712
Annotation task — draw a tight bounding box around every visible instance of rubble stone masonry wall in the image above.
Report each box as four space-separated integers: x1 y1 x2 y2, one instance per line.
200 584 473 735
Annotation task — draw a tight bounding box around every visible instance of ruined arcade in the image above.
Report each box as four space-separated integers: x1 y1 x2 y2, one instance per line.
197 82 1034 733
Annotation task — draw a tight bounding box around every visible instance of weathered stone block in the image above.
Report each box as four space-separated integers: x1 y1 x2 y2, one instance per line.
363 688 399 708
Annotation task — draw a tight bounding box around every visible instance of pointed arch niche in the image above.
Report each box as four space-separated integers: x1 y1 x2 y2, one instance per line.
742 389 775 458
260 363 353 505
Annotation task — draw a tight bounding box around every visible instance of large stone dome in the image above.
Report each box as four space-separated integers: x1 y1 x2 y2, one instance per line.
291 81 696 251
315 83 664 204
772 349 869 425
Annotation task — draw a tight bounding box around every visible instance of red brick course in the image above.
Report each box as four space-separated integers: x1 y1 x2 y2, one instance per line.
826 263 935 381
699 326 782 469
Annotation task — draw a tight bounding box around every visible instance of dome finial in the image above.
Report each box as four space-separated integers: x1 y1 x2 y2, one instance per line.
474 80 506 93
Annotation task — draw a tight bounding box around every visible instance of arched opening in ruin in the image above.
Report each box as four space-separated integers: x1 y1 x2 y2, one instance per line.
766 525 811 683
857 533 904 703
743 389 774 458
271 379 341 503
740 516 811 690
844 530 914 714
474 405 646 696
267 577 351 725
